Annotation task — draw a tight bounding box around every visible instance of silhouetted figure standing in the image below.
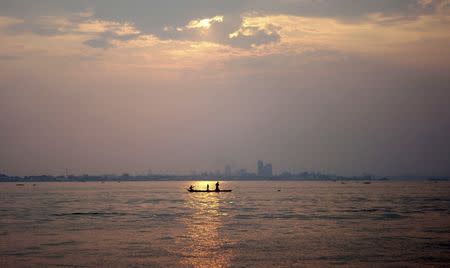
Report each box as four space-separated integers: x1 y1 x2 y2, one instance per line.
189 185 194 191
206 184 210 191
215 181 220 192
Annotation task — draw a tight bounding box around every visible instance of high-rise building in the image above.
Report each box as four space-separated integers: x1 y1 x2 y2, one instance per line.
265 163 273 177
257 160 264 176
257 160 273 177
239 169 248 177
224 165 231 176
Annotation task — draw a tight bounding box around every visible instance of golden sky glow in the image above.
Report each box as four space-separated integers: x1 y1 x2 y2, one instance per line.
1 7 449 72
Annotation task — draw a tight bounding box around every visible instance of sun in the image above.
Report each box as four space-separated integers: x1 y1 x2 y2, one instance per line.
191 181 217 190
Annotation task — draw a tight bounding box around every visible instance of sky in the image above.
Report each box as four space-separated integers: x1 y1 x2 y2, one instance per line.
1 0 450 176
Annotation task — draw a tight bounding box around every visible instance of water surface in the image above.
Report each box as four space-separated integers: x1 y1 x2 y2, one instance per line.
1 181 449 267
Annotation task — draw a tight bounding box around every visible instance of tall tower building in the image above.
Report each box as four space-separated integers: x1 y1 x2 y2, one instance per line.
257 160 273 177
257 160 264 176
265 163 273 177
224 165 231 176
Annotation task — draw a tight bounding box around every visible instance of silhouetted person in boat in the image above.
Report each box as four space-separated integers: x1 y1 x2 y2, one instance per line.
189 185 194 191
206 184 210 191
215 181 220 192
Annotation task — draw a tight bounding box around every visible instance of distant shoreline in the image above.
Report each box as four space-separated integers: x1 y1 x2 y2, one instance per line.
0 177 448 182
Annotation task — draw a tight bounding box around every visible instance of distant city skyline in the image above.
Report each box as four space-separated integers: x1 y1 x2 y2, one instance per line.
2 159 448 178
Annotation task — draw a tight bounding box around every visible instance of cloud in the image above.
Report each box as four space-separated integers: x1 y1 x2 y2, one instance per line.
4 10 96 36
435 0 450 13
228 16 281 47
161 15 227 39
2 1 449 52
161 14 281 48
4 11 141 49
185 15 224 30
1 5 450 71
0 16 24 29
77 20 140 36
83 38 112 49
79 21 141 49
418 0 434 6
224 11 450 69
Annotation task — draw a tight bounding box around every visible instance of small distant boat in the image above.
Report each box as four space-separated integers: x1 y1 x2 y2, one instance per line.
16 184 25 186
363 181 371 184
187 189 232 193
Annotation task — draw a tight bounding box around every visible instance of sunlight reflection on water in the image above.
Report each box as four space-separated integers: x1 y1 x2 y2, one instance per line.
181 187 233 268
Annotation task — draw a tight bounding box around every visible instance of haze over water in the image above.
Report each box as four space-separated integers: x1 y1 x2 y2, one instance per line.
1 181 449 267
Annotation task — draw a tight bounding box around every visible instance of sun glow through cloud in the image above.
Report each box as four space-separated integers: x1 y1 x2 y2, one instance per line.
186 15 224 30
1 6 449 73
